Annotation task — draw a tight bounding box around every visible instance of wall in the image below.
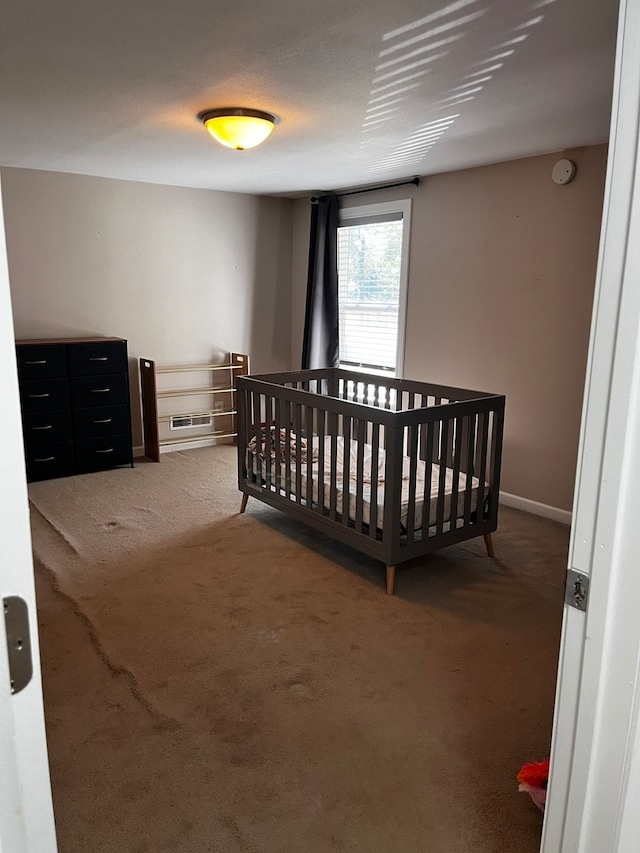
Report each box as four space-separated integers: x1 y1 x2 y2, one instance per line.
291 146 608 513
2 167 293 445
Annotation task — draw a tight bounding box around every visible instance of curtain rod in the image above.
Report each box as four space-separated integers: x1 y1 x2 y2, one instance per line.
311 176 420 203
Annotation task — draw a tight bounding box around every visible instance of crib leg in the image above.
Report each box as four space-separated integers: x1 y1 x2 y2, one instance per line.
386 565 396 596
484 533 495 559
240 493 249 514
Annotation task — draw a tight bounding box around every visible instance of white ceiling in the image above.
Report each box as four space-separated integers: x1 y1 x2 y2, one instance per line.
0 0 619 197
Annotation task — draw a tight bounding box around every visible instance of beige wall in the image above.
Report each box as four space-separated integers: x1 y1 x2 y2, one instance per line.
2 167 293 445
292 146 608 511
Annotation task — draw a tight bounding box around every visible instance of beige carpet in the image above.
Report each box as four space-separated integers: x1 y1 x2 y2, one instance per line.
29 445 568 852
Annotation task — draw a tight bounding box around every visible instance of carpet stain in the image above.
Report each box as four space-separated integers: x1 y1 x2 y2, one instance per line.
36 559 181 731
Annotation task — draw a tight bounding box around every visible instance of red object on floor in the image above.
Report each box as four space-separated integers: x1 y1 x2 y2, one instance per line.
517 758 550 789
517 758 550 812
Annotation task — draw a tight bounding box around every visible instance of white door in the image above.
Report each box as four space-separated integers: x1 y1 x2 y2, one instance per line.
0 176 58 851
541 0 640 850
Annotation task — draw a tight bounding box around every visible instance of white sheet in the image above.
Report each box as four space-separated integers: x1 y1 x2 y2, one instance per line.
250 435 482 531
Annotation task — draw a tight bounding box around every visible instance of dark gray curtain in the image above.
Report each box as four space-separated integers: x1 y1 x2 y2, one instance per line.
301 194 339 369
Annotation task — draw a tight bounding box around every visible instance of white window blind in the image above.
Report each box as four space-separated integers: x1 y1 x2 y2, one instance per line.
337 213 405 375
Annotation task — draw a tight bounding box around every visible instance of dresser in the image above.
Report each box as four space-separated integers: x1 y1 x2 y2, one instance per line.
15 337 134 482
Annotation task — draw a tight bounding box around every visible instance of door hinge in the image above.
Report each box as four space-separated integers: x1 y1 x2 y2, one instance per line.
3 597 33 695
565 569 589 612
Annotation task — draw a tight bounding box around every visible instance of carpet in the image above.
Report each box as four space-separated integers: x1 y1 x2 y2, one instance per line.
29 445 568 852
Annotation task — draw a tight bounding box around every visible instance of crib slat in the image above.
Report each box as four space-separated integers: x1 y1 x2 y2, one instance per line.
406 424 419 542
342 415 352 527
237 387 248 483
355 418 366 533
450 416 463 532
251 392 262 486
487 407 504 520
369 422 380 538
264 394 273 488
305 405 314 509
318 408 326 514
422 421 435 532
274 395 283 494
284 398 292 499
329 411 338 520
475 411 488 520
463 415 476 524
294 403 303 504
435 418 450 534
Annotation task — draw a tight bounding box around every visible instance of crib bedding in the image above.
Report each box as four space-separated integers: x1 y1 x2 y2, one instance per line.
249 435 482 532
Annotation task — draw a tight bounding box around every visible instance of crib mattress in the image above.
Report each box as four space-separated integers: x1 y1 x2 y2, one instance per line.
250 435 482 531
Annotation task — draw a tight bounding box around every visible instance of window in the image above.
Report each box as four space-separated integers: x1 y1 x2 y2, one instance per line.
337 199 411 377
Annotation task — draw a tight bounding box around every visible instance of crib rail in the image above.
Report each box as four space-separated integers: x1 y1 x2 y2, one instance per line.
237 368 505 568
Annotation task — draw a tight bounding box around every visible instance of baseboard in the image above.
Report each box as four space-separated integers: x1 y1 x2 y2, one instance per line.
500 491 572 526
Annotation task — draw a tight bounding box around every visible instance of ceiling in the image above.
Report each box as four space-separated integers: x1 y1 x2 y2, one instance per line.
0 0 619 197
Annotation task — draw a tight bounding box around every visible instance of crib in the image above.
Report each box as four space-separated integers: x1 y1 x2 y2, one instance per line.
236 368 505 594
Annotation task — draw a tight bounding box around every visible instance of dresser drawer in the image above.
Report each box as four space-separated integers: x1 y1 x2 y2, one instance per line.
20 378 70 413
25 441 74 481
71 373 128 408
16 344 67 381
69 341 128 376
23 409 73 446
76 434 133 473
73 405 131 439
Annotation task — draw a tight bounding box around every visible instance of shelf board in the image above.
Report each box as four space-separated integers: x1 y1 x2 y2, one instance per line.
159 431 237 446
158 410 236 423
157 387 236 398
157 363 243 374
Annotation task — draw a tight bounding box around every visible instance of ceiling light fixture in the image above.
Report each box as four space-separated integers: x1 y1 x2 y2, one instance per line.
199 108 277 150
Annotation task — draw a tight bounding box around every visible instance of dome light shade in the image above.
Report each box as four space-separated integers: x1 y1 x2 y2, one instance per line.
200 108 276 150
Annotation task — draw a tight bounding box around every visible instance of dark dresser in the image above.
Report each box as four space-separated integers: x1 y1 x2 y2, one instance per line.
15 337 134 482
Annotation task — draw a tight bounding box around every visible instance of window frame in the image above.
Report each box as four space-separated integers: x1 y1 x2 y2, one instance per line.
337 198 412 378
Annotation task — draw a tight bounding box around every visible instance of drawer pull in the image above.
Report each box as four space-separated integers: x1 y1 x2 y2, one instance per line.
93 418 112 424
91 388 111 393
32 425 53 431
95 448 114 454
25 360 47 365
89 357 109 362
28 393 50 399
34 456 55 463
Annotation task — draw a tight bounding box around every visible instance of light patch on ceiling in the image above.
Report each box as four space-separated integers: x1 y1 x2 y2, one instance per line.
370 71 429 94
366 98 406 112
476 49 515 64
352 0 600 189
464 62 503 77
435 95 476 109
378 9 488 58
452 75 492 90
493 35 529 49
382 0 482 40
373 61 436 82
514 16 545 30
439 86 484 101
368 82 424 104
375 42 458 72
367 115 457 173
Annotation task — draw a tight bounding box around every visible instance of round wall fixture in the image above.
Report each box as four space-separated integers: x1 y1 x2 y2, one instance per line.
552 159 577 185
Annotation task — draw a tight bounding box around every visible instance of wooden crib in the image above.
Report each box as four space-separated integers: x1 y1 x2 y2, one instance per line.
236 368 505 594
